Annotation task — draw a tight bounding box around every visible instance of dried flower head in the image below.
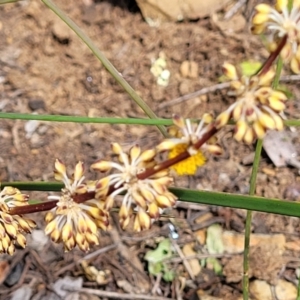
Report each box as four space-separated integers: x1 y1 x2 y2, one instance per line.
0 187 36 255
45 160 109 252
156 114 222 175
91 143 176 231
216 63 287 144
251 0 300 73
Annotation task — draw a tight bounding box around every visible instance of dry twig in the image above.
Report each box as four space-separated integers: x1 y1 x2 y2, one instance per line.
158 74 299 110
63 287 174 300
170 239 195 281
158 82 230 109
224 0 247 20
54 243 118 277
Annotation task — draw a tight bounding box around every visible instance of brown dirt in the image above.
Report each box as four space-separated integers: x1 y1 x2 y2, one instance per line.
1 1 300 299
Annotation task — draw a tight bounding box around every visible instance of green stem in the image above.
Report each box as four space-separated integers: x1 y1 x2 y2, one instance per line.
0 112 173 126
272 57 283 88
0 111 299 127
0 0 20 4
242 139 263 300
297 276 300 300
288 0 293 12
41 0 168 137
2 181 63 191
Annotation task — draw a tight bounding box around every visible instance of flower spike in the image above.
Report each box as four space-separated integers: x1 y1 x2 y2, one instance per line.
91 144 176 231
251 0 300 73
45 160 109 252
0 187 36 255
216 63 287 144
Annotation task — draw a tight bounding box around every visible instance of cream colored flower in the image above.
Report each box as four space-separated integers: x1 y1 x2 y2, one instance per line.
0 187 36 255
91 143 176 231
216 63 287 144
252 0 300 73
45 160 109 252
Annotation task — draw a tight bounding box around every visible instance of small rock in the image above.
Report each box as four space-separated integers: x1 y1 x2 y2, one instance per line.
196 290 223 300
52 21 71 44
180 60 198 78
25 120 40 138
241 153 255 165
24 1 40 18
11 286 32 300
52 276 83 297
250 280 272 300
275 279 297 300
28 99 46 111
136 0 229 23
5 262 23 286
262 167 276 177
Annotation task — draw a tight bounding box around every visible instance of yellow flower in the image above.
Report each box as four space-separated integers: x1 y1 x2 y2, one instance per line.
0 187 36 255
216 63 287 144
168 144 206 175
251 0 300 73
45 160 109 252
91 143 176 231
156 115 222 175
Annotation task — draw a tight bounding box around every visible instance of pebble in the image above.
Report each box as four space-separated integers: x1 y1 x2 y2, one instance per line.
180 60 198 79
52 21 71 43
28 99 46 111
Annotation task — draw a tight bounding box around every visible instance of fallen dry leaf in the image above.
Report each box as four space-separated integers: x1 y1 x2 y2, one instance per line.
194 229 206 245
182 243 201 276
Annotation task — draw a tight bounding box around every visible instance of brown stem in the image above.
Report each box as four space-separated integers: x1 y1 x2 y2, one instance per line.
9 190 107 215
138 123 218 180
259 35 288 76
9 200 58 215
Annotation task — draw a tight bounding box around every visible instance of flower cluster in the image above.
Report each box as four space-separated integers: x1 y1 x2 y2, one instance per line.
157 114 222 175
252 0 300 73
44 160 109 252
0 187 36 255
216 63 287 144
92 143 176 231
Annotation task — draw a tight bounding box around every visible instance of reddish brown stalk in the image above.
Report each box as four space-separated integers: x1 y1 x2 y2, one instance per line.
258 35 288 76
138 123 218 180
9 200 59 215
9 191 98 215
